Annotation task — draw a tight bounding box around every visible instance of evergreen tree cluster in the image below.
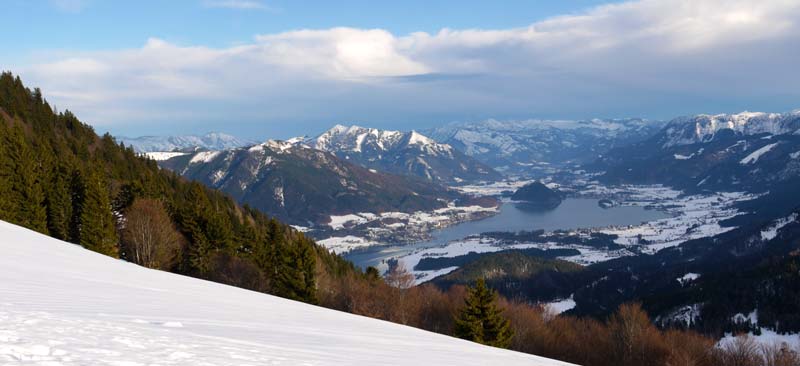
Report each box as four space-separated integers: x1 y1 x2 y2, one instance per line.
454 278 514 348
0 72 336 304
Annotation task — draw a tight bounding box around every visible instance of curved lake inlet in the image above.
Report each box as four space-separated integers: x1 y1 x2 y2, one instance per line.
344 198 669 269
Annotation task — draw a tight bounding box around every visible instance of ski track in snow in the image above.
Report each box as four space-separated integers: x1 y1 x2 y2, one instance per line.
0 220 570 366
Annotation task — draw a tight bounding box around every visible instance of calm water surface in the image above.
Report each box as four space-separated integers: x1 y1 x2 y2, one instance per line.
344 198 668 269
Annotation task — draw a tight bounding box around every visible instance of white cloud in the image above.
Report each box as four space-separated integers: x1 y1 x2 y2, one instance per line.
16 0 800 136
254 28 429 79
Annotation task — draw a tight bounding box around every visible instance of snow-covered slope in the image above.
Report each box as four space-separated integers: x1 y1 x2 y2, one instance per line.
596 110 800 192
155 140 461 225
0 220 570 365
118 132 256 153
312 125 501 183
660 111 800 147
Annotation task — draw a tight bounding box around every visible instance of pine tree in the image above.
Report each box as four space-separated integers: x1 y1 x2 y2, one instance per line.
0 123 14 221
273 237 317 304
68 169 86 244
6 124 47 233
78 166 118 257
453 278 513 348
180 184 214 274
45 163 73 240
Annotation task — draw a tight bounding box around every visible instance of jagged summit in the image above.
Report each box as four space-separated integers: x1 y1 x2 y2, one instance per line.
314 124 407 153
311 124 499 183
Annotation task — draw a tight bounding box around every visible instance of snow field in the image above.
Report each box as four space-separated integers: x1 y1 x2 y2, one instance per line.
0 220 571 366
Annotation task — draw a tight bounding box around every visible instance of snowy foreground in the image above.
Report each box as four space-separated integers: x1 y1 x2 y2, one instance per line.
0 221 572 366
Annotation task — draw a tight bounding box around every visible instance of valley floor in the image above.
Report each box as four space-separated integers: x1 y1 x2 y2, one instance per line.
314 179 757 285
0 220 571 366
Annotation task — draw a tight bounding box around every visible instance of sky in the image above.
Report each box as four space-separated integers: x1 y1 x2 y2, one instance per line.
4 0 800 140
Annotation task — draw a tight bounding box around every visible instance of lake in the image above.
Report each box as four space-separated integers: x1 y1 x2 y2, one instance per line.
343 198 669 269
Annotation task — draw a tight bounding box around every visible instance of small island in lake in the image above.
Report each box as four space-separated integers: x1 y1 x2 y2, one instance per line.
510 181 563 210
597 198 620 209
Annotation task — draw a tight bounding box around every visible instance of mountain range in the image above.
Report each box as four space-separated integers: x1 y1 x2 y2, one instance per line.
106 101 800 335
310 124 501 184
155 139 463 225
118 132 256 153
595 111 800 192
425 118 666 174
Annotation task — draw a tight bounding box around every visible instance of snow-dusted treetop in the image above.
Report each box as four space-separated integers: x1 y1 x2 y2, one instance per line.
0 220 571 365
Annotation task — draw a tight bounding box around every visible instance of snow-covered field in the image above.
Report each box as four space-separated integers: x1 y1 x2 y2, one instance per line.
761 213 798 241
326 204 498 233
717 309 800 349
396 236 618 284
144 151 189 161
595 186 757 253
544 296 577 315
316 203 499 252
397 237 535 283
718 329 800 350
316 235 379 254
450 180 534 196
0 220 572 366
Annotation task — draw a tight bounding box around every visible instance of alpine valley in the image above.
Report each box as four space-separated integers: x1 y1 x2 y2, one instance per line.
8 2 800 366
4 72 800 366
127 109 800 350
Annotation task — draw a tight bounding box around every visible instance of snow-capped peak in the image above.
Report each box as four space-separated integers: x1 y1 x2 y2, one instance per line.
285 136 307 145
247 138 308 154
314 124 409 153
407 130 435 145
118 132 256 153
309 123 498 183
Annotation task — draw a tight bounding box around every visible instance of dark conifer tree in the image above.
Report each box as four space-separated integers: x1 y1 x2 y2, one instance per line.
77 165 118 257
6 124 47 233
45 163 73 241
68 169 86 244
180 184 213 273
454 278 513 348
0 123 14 222
273 236 317 304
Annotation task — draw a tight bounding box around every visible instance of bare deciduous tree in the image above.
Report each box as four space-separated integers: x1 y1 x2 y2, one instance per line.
384 262 415 289
718 336 761 366
762 342 800 366
122 198 184 270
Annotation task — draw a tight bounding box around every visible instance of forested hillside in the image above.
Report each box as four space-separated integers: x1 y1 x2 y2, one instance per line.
0 71 344 303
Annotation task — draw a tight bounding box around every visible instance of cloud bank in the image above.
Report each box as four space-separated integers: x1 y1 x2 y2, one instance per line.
17 0 800 137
